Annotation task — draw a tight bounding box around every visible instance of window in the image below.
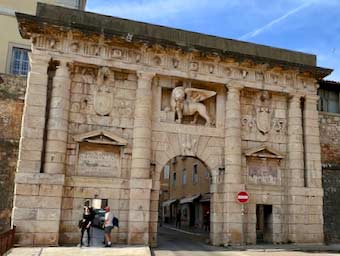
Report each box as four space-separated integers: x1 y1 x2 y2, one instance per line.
193 164 198 184
318 89 339 113
10 47 29 76
173 172 176 187
163 165 170 180
182 169 187 185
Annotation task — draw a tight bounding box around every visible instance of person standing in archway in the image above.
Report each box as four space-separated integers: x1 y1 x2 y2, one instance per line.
203 210 210 232
176 209 181 229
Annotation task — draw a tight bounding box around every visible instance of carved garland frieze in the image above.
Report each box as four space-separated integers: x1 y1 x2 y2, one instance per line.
32 33 317 93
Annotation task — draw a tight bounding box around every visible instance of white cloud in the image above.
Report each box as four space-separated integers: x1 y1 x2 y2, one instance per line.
238 1 313 40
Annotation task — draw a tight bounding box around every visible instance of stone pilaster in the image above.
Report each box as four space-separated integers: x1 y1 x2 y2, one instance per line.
223 83 245 245
304 95 322 188
302 95 324 242
43 60 71 174
128 71 154 245
16 53 50 173
13 54 65 246
287 94 304 242
287 95 304 187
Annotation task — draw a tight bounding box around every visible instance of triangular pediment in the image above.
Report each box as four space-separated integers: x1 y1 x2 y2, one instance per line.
244 144 284 159
73 130 128 146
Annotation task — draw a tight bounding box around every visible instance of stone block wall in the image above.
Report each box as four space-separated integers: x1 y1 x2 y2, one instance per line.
0 73 26 233
319 112 340 166
59 68 137 245
320 112 340 243
322 169 340 243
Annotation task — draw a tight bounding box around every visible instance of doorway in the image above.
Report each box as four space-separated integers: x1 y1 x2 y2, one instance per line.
256 204 273 244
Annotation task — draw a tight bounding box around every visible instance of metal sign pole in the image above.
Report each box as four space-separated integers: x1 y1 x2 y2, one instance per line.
241 204 245 245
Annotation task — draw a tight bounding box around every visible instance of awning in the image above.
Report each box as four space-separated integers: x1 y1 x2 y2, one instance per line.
200 193 211 203
179 194 201 204
162 199 178 207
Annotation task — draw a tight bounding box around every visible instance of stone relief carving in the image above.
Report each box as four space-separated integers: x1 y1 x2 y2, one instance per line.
94 67 114 116
179 134 200 156
256 91 272 134
241 90 287 142
170 86 216 126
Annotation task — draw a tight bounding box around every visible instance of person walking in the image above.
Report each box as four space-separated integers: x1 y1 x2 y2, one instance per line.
176 209 181 229
103 206 114 247
203 210 210 232
79 206 92 247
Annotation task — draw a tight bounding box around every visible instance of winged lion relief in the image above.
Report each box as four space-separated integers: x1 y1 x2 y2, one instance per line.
170 86 216 126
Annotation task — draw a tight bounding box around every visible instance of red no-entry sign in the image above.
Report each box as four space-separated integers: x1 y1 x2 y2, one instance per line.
237 191 249 203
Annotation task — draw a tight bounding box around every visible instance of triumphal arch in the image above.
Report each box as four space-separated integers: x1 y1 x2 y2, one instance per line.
12 3 331 246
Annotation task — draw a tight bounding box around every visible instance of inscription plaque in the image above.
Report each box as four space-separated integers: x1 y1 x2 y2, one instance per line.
77 143 120 177
248 158 279 185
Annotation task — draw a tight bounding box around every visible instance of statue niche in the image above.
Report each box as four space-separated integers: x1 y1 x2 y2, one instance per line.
170 86 216 126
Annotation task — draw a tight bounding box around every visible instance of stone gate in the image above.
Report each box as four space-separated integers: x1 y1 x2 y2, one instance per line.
12 3 331 246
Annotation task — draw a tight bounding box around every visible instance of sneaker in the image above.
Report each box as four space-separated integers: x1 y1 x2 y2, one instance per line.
105 244 111 247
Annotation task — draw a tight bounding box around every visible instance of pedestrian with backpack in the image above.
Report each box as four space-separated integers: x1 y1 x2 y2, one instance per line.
103 206 114 247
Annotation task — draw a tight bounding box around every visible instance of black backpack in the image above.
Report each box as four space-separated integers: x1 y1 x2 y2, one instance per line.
112 216 119 228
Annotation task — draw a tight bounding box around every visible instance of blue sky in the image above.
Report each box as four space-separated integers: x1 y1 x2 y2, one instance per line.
86 0 340 81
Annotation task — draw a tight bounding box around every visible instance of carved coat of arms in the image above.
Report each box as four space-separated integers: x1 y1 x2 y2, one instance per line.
94 67 114 116
256 107 271 134
94 86 113 116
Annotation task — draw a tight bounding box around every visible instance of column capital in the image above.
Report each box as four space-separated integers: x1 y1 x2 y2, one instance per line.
137 71 155 81
305 94 319 102
55 59 72 77
28 52 50 65
288 93 304 103
225 80 244 92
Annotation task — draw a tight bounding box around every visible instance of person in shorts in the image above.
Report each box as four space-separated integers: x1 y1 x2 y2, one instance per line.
103 206 114 247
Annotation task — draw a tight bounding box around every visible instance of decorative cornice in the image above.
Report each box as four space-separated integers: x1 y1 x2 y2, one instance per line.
15 3 332 80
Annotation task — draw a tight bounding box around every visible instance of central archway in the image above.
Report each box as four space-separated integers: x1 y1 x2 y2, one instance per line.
159 156 212 241
149 133 225 246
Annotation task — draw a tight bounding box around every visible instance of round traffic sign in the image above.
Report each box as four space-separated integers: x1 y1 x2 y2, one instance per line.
237 191 249 203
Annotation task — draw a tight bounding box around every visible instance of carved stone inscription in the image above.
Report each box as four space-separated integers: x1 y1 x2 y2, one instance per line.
77 144 120 177
247 157 280 185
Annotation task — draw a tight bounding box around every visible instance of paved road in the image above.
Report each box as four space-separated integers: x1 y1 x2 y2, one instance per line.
152 227 338 256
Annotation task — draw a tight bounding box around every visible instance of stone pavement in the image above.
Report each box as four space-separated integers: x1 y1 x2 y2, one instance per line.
153 226 340 256
6 246 151 256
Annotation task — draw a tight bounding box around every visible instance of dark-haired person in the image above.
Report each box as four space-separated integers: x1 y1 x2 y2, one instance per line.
79 206 92 247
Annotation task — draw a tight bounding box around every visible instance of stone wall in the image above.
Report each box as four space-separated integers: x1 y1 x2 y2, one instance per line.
319 112 340 243
319 112 340 166
0 73 26 233
322 169 340 243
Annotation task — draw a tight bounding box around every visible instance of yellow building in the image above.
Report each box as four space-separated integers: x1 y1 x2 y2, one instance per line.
161 156 211 229
0 0 86 75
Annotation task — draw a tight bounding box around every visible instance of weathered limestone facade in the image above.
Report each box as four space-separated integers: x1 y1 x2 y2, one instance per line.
12 3 331 246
